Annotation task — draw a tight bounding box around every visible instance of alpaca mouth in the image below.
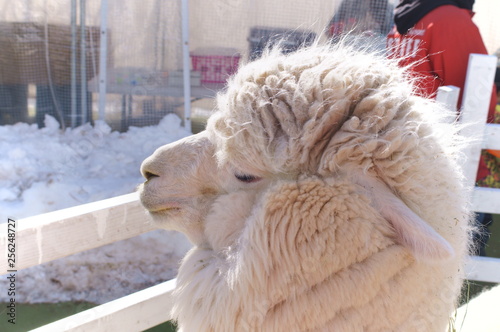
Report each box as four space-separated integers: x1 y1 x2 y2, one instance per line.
149 206 181 215
146 201 182 214
139 190 183 215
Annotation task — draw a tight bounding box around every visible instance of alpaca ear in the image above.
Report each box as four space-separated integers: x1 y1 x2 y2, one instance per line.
354 173 454 262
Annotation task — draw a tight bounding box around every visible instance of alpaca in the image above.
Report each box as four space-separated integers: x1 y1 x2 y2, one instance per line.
139 41 471 332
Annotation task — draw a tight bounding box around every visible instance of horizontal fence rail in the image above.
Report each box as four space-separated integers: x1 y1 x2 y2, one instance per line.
473 187 500 214
484 124 500 150
0 193 155 274
30 279 177 332
465 256 500 284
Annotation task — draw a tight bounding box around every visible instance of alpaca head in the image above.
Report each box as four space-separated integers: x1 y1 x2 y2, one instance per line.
139 41 466 260
140 130 270 247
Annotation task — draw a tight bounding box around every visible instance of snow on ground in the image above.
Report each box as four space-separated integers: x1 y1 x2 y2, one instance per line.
0 115 193 304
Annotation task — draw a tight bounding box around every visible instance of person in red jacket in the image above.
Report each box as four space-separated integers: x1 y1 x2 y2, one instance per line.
386 0 496 123
387 0 497 256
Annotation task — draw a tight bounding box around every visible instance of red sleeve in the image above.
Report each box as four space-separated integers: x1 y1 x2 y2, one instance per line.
424 6 496 119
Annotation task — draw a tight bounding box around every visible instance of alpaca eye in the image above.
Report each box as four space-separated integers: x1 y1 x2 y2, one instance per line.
235 173 261 183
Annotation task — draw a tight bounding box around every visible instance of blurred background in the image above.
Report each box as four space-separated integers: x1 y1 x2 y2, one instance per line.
1 0 497 132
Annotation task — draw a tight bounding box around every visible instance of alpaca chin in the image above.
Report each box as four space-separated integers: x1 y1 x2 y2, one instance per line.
204 190 260 252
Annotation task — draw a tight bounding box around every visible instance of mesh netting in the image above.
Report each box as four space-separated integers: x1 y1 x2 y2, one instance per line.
327 0 394 38
0 0 183 131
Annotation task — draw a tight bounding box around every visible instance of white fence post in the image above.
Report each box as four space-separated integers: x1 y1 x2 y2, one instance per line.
436 85 460 112
459 53 497 187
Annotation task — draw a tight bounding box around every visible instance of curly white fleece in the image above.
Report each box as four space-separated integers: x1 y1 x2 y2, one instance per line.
156 41 471 331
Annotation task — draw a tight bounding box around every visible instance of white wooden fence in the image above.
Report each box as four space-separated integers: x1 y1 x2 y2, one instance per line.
436 54 500 284
1 54 499 331
1 193 180 331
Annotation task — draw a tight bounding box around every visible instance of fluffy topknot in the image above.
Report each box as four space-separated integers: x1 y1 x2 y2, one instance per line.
208 40 424 176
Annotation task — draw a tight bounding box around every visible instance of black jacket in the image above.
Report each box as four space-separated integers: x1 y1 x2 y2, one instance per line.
394 0 475 34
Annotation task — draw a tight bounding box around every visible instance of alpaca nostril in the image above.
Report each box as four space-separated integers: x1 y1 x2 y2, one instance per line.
140 157 161 181
144 171 159 181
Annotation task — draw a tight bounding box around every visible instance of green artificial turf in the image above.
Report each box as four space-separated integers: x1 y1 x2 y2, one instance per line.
0 302 96 331
485 214 500 258
0 301 177 331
